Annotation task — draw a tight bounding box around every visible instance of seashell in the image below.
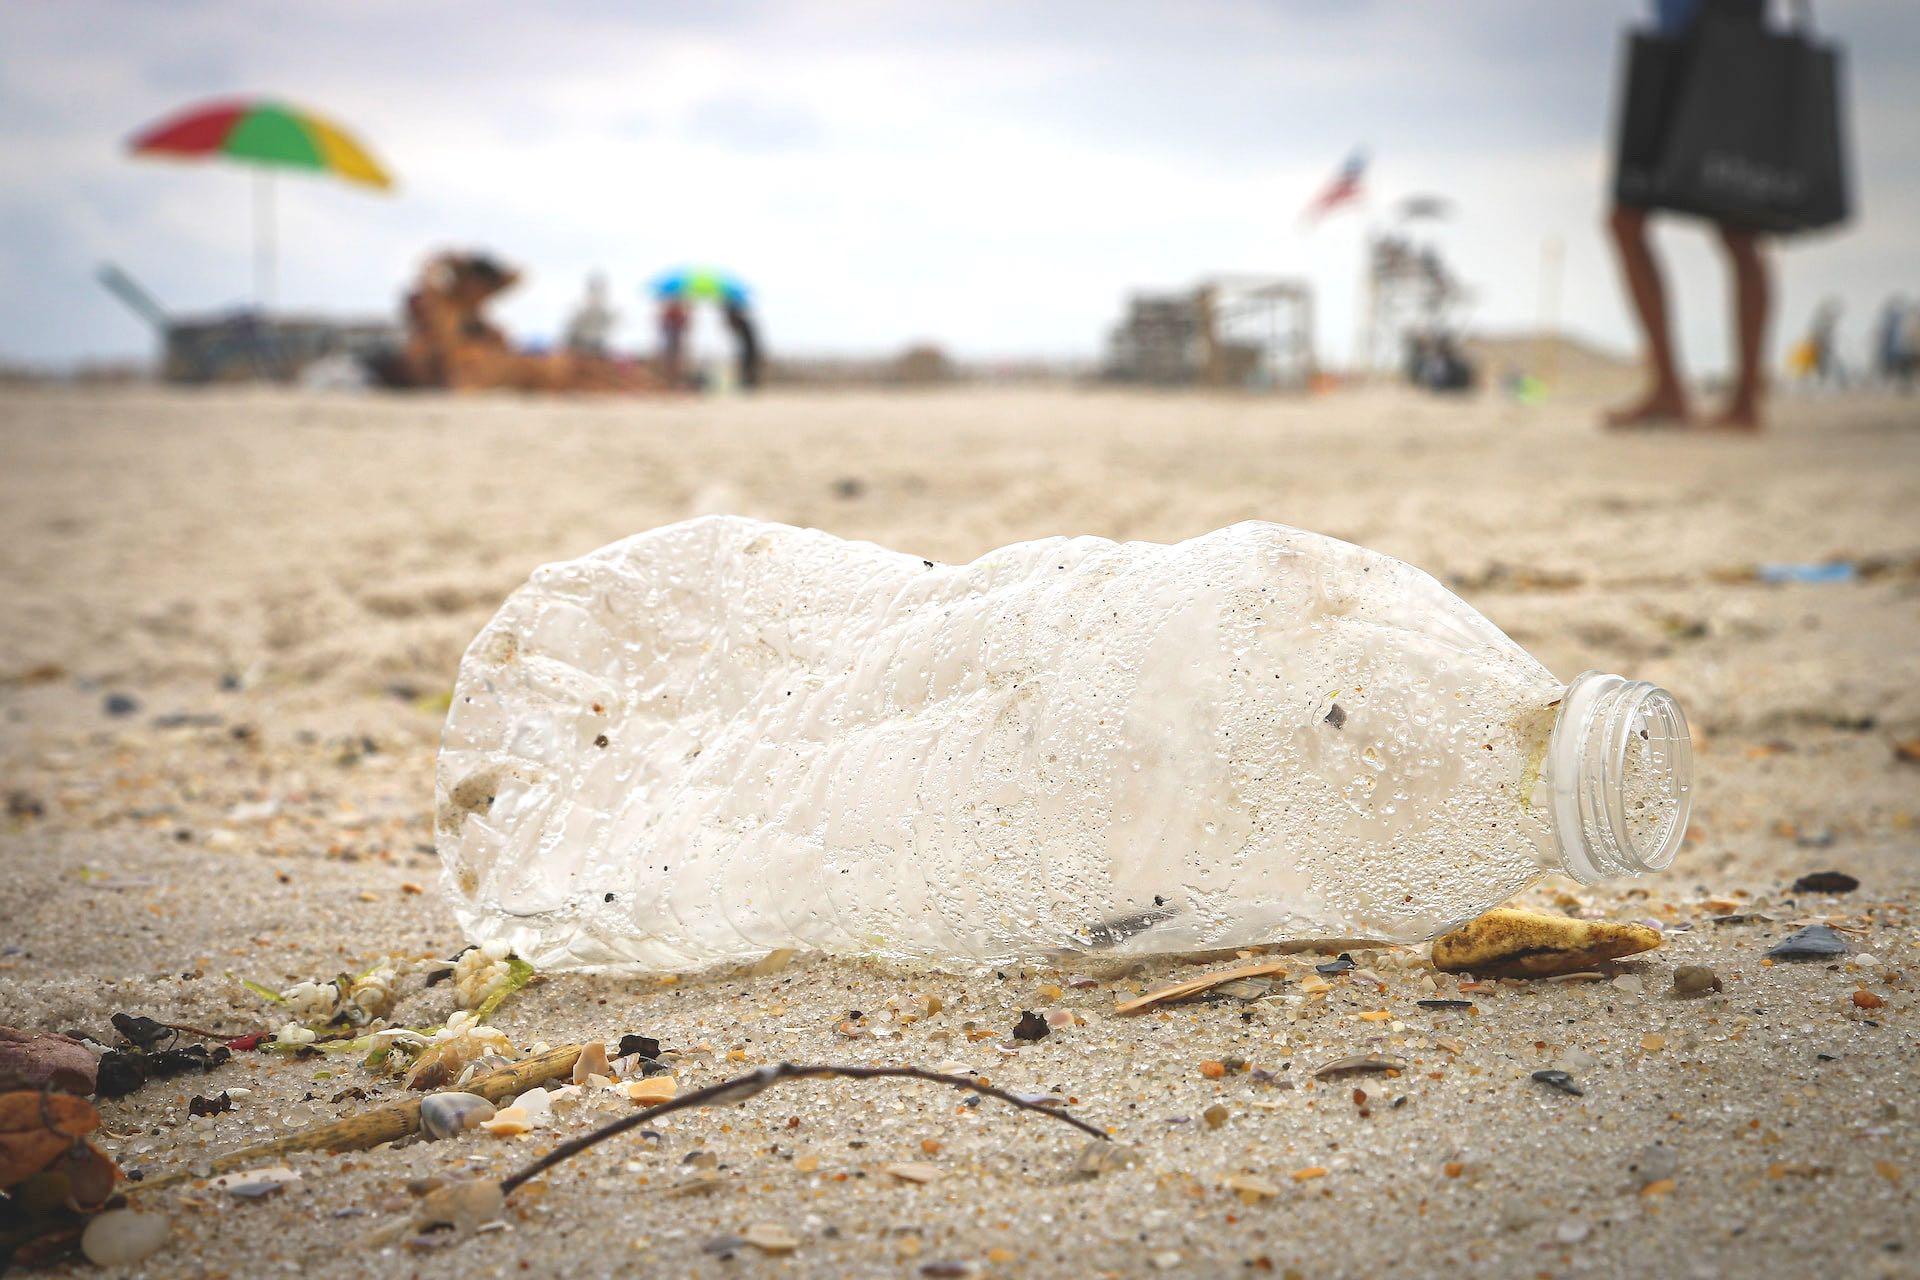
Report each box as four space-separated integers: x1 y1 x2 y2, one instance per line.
419 1091 497 1140
81 1209 171 1267
623 1076 677 1105
572 1042 611 1084
207 1165 300 1198
479 1105 532 1137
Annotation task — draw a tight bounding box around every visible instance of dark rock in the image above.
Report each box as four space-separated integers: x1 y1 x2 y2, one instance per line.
1315 953 1356 976
1530 1069 1584 1097
701 1234 746 1258
1791 871 1859 895
1766 924 1849 960
618 1033 662 1060
103 692 141 717
188 1091 232 1117
1011 1010 1050 1041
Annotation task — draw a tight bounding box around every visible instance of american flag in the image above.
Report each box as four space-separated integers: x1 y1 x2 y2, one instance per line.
1303 149 1368 222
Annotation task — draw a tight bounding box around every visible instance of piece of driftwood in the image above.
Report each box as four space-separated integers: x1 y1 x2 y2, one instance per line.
130 1044 584 1193
1114 959 1293 1015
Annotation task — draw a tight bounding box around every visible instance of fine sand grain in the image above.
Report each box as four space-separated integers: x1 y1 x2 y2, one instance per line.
1 385 1916 1277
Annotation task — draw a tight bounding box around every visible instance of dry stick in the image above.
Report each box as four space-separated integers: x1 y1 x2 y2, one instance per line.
129 1044 584 1194
500 1062 1108 1197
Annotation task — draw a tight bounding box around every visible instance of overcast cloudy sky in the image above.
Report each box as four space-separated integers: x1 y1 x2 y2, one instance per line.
2 1 1916 371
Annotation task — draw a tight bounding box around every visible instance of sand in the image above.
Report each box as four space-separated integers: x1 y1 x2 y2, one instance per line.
0 384 1915 1277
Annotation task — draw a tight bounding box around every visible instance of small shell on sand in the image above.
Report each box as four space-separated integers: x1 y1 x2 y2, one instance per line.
479 1105 532 1136
624 1076 677 1104
572 1042 612 1084
420 1091 497 1140
1431 909 1662 977
81 1209 171 1267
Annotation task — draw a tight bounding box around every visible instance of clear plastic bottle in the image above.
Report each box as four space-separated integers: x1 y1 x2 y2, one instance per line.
436 517 1691 971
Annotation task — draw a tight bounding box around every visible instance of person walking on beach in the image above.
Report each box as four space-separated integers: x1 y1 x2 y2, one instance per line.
1874 295 1915 392
564 273 617 357
724 299 762 391
657 297 690 386
1606 0 1772 431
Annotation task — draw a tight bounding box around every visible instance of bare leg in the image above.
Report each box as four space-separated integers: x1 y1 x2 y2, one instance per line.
1605 205 1691 426
1712 225 1769 430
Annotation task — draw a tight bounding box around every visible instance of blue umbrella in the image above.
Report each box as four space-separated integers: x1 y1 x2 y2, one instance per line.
650 267 750 306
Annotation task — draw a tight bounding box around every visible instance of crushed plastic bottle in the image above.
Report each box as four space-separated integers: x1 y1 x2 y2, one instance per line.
437 517 1691 971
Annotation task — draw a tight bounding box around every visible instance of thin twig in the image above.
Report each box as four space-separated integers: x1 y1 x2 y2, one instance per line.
500 1062 1108 1196
160 1021 245 1042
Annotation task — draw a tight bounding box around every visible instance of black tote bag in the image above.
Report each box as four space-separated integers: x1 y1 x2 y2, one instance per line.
1612 4 1851 235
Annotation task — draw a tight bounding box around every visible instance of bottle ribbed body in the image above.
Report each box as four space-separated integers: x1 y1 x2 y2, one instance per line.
437 517 1680 972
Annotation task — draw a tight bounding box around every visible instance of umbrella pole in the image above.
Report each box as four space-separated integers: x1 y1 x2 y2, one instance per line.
253 169 276 310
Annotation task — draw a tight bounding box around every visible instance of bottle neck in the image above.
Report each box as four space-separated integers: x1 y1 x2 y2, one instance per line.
1540 671 1693 884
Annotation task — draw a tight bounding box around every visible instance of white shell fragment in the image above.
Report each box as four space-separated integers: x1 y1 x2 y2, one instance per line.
439 516 1566 971
419 1091 498 1140
81 1209 171 1267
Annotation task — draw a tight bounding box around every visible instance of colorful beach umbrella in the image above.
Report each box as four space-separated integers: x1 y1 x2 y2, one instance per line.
128 98 393 304
651 267 750 307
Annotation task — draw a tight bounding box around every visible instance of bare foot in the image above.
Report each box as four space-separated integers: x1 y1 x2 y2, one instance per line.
1704 402 1762 432
1604 390 1691 430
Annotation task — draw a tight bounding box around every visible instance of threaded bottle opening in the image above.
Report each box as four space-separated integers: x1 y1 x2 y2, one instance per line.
1544 671 1693 884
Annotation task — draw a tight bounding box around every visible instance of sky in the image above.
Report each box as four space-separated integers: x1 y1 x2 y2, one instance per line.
2 0 1917 373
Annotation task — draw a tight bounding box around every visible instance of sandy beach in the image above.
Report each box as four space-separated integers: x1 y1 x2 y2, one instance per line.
1 384 1916 1277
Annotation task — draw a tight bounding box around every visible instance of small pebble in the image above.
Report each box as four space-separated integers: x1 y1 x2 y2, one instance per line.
701 1234 746 1258
743 1223 801 1254
1011 1010 1050 1041
1203 1103 1229 1129
1531 1069 1584 1097
1224 1173 1281 1202
81 1209 170 1266
420 1091 497 1140
885 1161 941 1184
1630 1143 1679 1189
1671 966 1722 997
208 1165 299 1198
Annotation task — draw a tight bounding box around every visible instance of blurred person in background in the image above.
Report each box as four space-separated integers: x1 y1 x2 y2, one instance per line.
1805 297 1845 388
657 296 690 386
1874 295 1915 392
724 298 762 390
1607 0 1771 431
564 273 617 357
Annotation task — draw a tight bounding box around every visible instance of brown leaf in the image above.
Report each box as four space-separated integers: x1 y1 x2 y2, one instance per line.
0 1028 98 1095
0 1091 102 1190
